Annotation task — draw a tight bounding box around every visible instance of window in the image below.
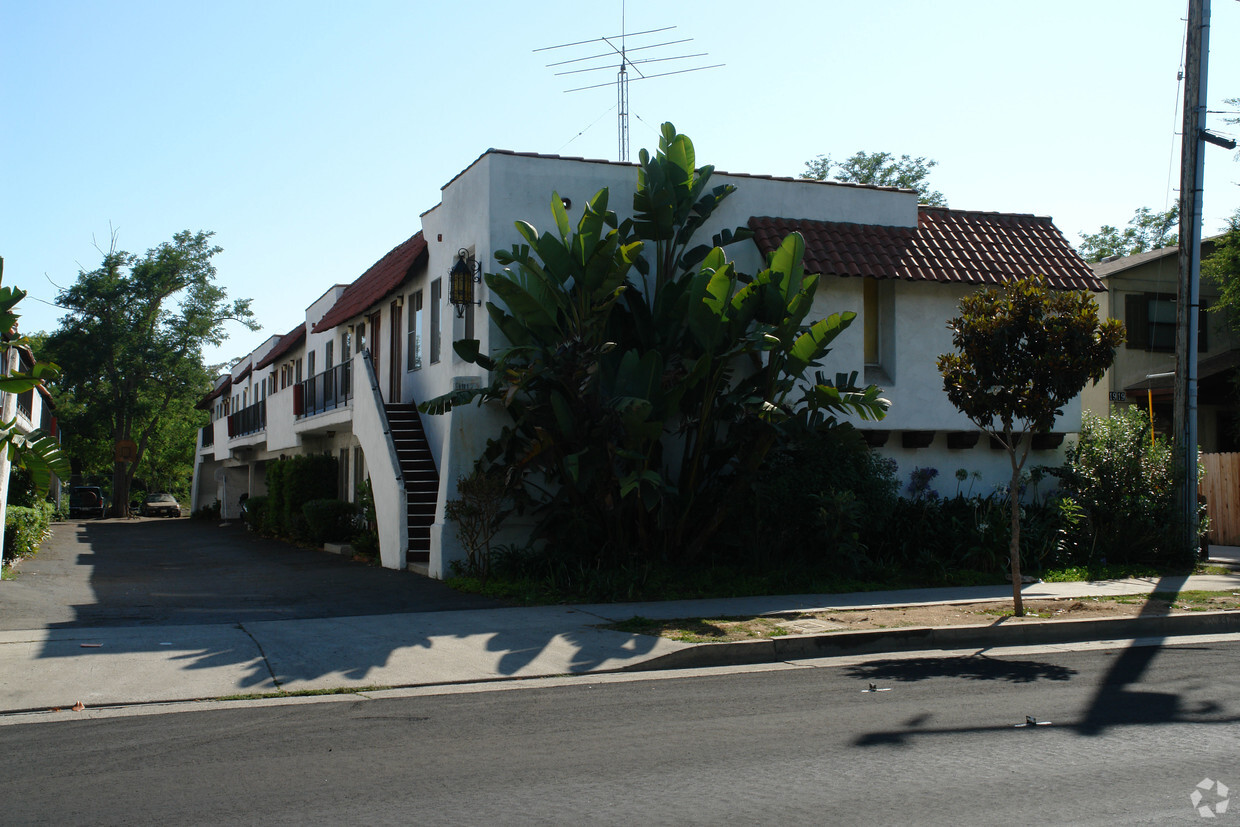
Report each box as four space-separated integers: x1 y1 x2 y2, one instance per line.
295 358 303 384
863 279 879 366
1125 292 1208 352
341 330 351 362
356 322 366 354
408 290 423 371
430 278 442 363
308 351 316 379
862 278 894 383
325 340 334 370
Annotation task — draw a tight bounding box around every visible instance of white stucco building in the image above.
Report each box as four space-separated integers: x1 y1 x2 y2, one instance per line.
191 148 1102 577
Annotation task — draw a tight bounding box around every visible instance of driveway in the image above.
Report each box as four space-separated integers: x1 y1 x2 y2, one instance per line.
0 517 499 631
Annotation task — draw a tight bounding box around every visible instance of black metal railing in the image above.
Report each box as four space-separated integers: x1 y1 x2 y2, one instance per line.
298 362 352 419
229 399 266 438
16 388 32 421
201 422 215 448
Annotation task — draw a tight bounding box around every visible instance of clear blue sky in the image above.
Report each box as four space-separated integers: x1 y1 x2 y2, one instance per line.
3 0 1239 366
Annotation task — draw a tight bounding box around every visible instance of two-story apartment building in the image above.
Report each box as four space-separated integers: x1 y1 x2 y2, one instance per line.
192 148 1103 578
1082 239 1240 452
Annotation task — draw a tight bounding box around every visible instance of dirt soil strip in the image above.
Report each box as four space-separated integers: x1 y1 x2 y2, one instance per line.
613 593 1240 644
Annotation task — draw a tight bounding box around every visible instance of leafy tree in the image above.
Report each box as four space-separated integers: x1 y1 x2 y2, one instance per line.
1203 208 1240 330
800 151 947 207
44 230 256 516
425 124 888 567
937 276 1123 615
1077 205 1178 263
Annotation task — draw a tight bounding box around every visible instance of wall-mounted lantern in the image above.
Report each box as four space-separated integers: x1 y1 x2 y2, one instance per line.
449 248 482 318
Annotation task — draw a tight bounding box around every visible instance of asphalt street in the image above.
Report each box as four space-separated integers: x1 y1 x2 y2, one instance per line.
6 636 1239 825
0 517 498 630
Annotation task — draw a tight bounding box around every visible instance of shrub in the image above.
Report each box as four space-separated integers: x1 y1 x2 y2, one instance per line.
301 498 361 546
726 423 899 573
1056 408 1191 568
242 495 267 533
193 499 221 520
4 502 54 559
444 470 509 578
259 454 338 539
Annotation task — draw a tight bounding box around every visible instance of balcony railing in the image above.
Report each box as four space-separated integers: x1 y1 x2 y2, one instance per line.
16 388 32 421
227 399 266 439
201 422 215 448
296 362 352 419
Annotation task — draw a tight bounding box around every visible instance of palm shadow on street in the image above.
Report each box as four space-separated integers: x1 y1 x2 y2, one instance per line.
845 574 1238 747
18 519 658 696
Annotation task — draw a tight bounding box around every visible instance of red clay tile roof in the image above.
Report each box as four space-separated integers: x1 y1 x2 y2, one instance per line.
255 323 307 370
311 232 428 333
195 375 233 410
749 208 1103 292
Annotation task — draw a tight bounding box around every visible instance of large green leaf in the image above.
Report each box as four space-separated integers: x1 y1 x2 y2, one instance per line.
787 311 855 376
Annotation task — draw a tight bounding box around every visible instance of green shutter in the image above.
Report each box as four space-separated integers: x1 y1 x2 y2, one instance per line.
1125 293 1149 350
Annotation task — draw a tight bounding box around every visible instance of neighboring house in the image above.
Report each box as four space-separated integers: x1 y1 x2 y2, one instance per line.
191 149 1102 578
1082 239 1240 452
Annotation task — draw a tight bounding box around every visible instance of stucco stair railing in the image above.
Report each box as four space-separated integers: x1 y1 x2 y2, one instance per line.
383 402 439 566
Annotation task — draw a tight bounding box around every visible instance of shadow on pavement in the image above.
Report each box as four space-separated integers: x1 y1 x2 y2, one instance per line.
846 654 1076 685
14 520 660 697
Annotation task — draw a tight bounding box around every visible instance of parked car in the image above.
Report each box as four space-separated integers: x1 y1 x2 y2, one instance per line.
140 492 181 518
69 486 106 519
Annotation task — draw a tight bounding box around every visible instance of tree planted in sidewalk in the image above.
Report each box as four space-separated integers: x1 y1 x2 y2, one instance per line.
937 276 1123 615
44 230 256 515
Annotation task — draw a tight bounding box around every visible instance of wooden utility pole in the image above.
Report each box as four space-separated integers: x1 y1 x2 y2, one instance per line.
1175 0 1208 558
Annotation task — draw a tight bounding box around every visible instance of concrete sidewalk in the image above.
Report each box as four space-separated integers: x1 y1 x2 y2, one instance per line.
3 571 1240 715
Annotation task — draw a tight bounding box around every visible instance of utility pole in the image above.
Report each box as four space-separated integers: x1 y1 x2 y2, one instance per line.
1175 0 1208 559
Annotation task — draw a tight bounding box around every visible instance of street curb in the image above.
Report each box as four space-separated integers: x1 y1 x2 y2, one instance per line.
621 610 1240 672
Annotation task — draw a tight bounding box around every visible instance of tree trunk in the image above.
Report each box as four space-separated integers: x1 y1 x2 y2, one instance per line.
1008 452 1024 617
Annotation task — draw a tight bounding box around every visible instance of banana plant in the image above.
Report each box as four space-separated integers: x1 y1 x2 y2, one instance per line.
0 258 69 497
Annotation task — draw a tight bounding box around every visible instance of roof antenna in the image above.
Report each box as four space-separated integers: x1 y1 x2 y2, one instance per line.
535 3 722 162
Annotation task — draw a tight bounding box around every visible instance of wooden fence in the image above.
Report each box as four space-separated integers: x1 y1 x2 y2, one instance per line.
1201 452 1240 546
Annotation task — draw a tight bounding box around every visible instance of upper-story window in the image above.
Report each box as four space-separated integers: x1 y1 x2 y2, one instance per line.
325 340 334 370
308 351 316 379
408 289 423 371
1125 292 1208 353
430 278 442 364
295 358 303 384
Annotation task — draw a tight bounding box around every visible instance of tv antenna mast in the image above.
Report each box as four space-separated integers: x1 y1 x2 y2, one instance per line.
536 7 721 162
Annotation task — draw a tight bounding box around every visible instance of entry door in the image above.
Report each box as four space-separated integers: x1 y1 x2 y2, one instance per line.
389 300 403 401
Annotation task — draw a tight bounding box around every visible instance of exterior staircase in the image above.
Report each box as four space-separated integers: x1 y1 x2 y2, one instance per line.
383 403 438 568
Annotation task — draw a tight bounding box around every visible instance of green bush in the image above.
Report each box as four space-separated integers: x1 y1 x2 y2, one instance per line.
261 454 338 540
301 498 360 546
5 502 54 559
728 424 898 572
242 495 267 533
193 499 221 520
1056 408 1191 568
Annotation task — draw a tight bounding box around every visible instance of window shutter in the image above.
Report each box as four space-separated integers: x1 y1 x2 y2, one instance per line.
1125 293 1149 350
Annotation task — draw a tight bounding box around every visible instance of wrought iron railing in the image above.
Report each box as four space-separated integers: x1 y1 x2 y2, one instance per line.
297 362 352 419
201 422 215 448
228 399 266 438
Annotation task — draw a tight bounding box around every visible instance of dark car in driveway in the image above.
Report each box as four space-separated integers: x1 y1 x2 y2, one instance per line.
68 486 106 519
140 493 181 518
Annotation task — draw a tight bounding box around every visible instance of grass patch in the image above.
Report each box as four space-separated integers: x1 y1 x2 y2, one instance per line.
1041 563 1172 583
1 564 13 581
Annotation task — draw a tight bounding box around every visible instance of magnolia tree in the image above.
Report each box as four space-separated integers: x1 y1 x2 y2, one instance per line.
937 276 1123 615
